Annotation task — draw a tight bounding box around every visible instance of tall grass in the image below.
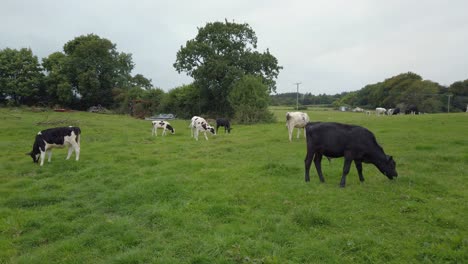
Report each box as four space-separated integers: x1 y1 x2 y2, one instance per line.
0 108 467 263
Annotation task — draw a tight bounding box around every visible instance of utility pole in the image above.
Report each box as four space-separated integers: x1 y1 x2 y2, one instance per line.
294 82 301 110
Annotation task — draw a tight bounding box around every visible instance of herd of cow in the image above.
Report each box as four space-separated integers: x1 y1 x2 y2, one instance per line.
28 112 398 187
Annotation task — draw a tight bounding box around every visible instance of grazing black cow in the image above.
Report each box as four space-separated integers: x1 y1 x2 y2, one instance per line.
405 105 419 115
28 126 81 166
304 122 397 187
392 107 400 115
216 118 232 134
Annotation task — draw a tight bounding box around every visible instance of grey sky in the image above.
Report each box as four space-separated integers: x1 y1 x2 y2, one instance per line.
1 0 467 94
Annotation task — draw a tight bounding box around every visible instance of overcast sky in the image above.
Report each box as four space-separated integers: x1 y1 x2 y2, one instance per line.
1 0 467 94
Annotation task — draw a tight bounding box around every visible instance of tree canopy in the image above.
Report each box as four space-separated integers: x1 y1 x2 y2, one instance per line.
0 48 43 105
174 20 282 116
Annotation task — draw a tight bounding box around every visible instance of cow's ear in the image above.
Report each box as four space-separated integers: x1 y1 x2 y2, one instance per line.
388 155 393 161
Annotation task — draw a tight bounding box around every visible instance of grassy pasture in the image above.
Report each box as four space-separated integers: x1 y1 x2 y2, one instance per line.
0 107 467 263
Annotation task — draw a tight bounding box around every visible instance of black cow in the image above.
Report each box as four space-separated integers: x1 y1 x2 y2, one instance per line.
28 126 81 166
392 107 400 115
216 118 232 134
304 122 397 187
405 105 419 114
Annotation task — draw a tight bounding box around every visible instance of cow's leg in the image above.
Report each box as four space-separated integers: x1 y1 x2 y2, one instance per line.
162 128 166 136
39 150 46 166
194 129 199 141
296 127 300 139
152 126 155 136
204 131 209 140
304 151 313 182
66 146 73 160
355 160 364 182
70 141 80 161
216 125 219 134
47 149 53 162
314 153 325 183
288 125 293 142
340 157 353 188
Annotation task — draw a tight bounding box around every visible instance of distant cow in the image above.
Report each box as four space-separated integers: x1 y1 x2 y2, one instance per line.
304 122 397 187
28 126 81 166
375 107 386 116
405 105 419 115
392 108 400 115
286 112 310 141
152 120 175 136
216 118 232 134
190 116 216 140
386 108 394 115
353 107 364 112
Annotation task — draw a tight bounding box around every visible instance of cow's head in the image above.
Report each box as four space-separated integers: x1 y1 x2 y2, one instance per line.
166 124 175 134
382 155 398 179
208 125 216 135
27 150 40 163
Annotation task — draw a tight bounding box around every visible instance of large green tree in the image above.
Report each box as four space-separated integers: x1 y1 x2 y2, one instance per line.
0 48 43 105
42 52 75 106
228 75 275 123
62 34 135 109
173 20 282 116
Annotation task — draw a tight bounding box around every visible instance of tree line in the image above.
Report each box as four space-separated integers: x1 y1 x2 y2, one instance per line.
2 21 467 120
0 21 280 123
271 72 468 113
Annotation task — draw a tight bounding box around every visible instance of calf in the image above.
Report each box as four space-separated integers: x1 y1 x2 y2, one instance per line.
375 107 386 116
152 120 175 136
304 122 397 187
190 116 216 140
286 112 310 141
28 126 81 166
216 118 232 134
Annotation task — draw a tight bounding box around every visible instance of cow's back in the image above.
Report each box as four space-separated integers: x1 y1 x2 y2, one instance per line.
306 122 378 157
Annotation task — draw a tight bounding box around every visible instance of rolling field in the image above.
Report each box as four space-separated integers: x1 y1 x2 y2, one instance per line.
0 107 467 263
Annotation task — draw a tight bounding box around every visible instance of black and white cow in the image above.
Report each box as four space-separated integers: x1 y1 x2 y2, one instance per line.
190 116 216 140
216 118 232 134
304 122 397 187
28 126 81 166
151 120 175 136
392 107 400 115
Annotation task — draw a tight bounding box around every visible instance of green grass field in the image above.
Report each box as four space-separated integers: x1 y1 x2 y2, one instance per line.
0 107 467 263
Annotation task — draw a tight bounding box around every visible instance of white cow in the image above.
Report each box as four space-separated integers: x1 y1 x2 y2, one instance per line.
353 107 364 112
152 120 175 136
286 112 310 142
190 116 216 140
386 108 394 115
375 107 386 116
